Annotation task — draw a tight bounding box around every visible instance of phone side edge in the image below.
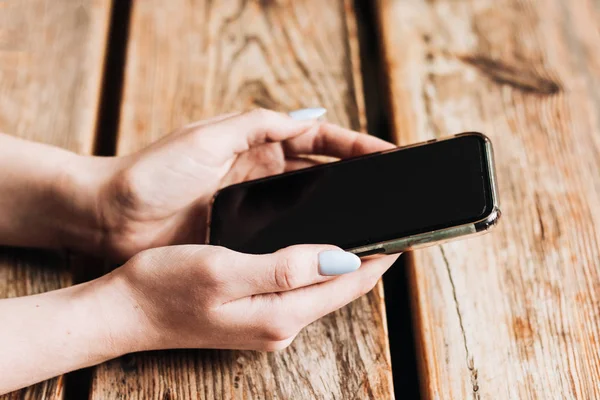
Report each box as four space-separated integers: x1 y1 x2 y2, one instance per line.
205 191 219 245
350 134 501 256
348 223 477 256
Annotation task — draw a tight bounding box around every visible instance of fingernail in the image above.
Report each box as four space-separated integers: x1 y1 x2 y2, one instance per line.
318 250 361 276
288 107 327 121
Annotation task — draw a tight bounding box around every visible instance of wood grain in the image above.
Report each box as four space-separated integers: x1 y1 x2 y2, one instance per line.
90 0 394 399
376 0 600 398
0 0 111 398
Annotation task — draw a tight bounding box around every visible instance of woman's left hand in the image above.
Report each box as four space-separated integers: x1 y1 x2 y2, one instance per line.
57 108 391 259
87 108 394 259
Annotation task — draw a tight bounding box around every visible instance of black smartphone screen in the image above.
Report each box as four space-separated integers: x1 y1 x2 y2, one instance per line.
209 133 495 254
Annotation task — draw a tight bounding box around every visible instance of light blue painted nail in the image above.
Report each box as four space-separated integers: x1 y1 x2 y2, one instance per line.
318 250 361 276
288 107 327 121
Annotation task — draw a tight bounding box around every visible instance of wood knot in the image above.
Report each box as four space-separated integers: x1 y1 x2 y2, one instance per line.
513 316 534 341
460 55 561 95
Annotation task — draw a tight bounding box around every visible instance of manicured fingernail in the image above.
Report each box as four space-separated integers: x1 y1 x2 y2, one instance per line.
318 250 361 276
288 107 327 121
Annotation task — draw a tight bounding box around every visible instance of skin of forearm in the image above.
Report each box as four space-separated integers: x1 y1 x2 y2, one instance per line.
0 133 114 252
0 270 147 395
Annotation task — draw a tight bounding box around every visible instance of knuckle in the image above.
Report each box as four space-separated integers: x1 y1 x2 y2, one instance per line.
198 246 229 283
273 254 300 291
272 245 333 291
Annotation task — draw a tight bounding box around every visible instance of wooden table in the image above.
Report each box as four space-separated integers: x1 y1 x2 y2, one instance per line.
377 0 600 398
2 0 600 399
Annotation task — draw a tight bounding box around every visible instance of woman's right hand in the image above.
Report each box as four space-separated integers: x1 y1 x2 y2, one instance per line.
111 244 399 352
0 243 398 394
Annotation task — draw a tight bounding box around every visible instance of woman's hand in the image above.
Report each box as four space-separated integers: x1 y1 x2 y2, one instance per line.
0 108 393 257
115 244 398 352
95 109 395 259
0 243 398 394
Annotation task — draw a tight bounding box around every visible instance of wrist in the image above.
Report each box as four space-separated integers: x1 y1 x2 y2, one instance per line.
0 135 119 251
52 153 121 255
84 268 158 356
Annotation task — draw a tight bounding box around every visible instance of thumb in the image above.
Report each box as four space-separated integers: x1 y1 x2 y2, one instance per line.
222 244 362 299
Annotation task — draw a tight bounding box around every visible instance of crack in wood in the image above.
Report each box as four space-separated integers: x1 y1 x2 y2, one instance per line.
460 54 561 96
440 247 480 399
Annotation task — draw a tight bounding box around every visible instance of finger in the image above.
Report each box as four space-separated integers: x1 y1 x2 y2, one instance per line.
137 112 243 151
191 109 321 163
283 122 396 159
221 245 363 299
193 107 324 132
276 253 400 325
283 156 321 172
183 112 242 130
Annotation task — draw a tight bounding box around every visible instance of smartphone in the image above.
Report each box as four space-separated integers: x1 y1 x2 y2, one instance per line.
207 132 500 257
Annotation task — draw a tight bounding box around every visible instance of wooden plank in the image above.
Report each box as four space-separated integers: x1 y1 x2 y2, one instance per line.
0 0 112 398
376 0 600 398
90 0 394 399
